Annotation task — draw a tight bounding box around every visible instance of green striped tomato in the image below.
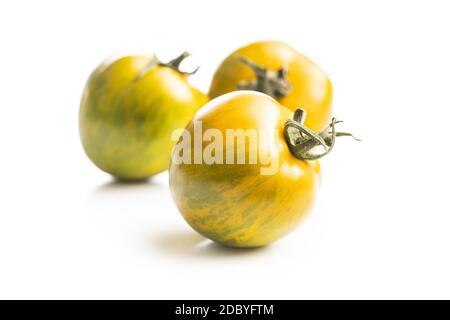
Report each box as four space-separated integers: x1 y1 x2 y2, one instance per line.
79 54 208 180
169 91 321 247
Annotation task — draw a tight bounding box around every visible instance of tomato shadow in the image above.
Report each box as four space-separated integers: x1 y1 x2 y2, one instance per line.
153 230 271 259
94 176 159 193
90 174 167 202
86 174 169 217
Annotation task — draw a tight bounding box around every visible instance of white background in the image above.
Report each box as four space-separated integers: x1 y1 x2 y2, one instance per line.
1 0 449 299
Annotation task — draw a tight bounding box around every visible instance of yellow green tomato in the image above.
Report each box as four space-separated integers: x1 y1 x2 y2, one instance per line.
169 91 357 247
79 53 208 180
170 92 321 247
209 41 333 131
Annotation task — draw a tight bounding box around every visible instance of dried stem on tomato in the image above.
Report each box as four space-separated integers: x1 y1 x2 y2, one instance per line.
284 108 360 160
163 51 199 75
135 52 198 82
237 56 291 100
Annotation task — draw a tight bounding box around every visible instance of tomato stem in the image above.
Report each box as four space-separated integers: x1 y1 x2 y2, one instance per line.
163 51 199 75
284 109 360 160
134 52 198 82
236 56 291 100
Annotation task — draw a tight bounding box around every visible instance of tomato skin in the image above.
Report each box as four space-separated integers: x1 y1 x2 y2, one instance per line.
79 56 208 180
169 91 320 247
208 41 333 131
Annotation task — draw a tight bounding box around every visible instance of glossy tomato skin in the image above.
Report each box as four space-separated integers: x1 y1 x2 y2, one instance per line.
79 56 208 180
169 91 320 247
208 41 333 131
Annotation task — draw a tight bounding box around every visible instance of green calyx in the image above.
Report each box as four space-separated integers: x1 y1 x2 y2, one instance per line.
237 56 291 100
284 109 361 160
135 52 198 82
162 51 199 75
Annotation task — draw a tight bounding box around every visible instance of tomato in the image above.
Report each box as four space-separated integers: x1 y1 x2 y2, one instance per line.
170 91 346 247
79 53 208 180
208 41 333 131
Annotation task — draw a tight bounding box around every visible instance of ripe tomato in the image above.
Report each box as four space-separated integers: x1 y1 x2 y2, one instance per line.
208 41 333 131
169 91 351 247
79 53 208 180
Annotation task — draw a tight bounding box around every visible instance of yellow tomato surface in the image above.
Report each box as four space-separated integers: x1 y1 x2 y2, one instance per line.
209 41 333 131
79 56 208 180
169 91 321 247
